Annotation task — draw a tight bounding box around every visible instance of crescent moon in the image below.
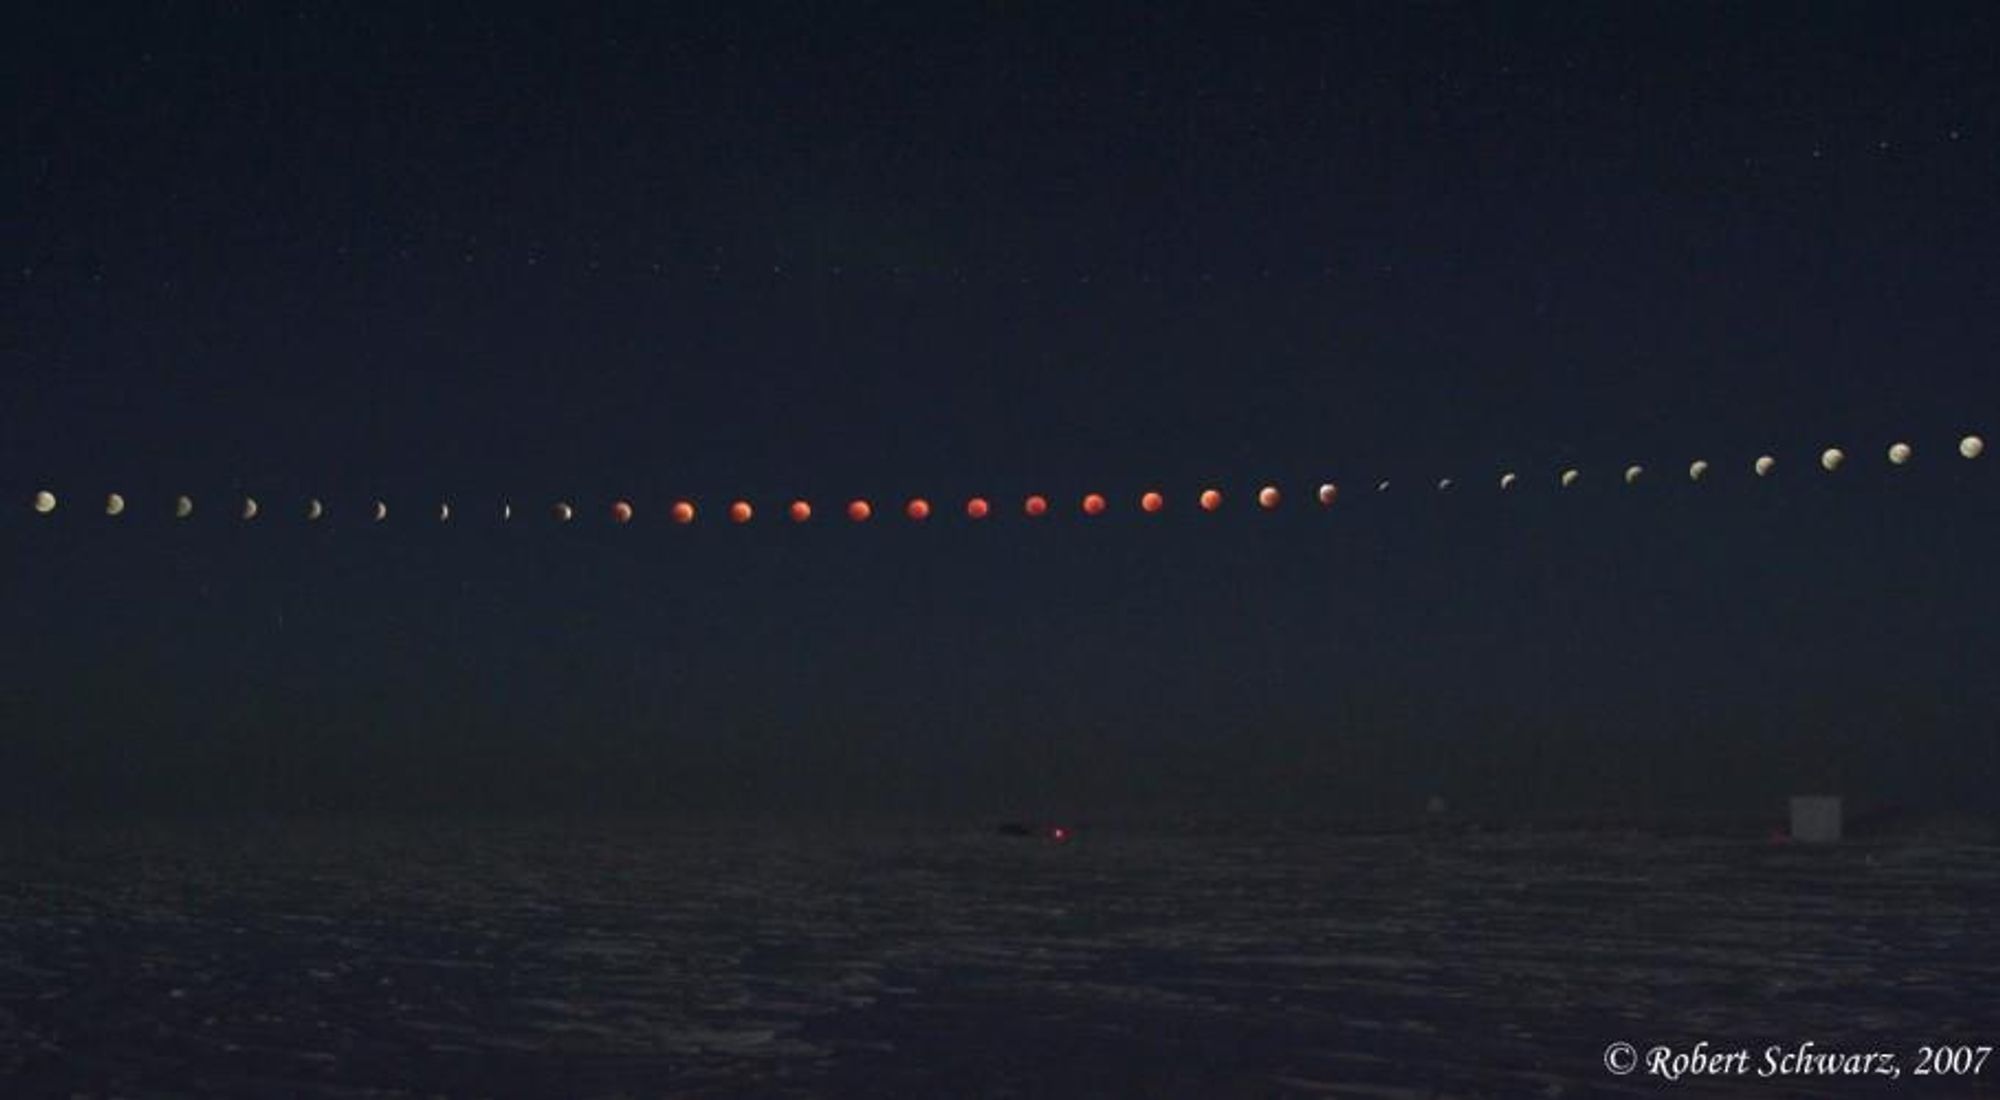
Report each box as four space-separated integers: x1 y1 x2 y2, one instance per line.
306 498 323 521
1499 472 1517 490
1689 460 1709 482
373 500 388 522
1962 435 1986 460
1820 447 1846 472
1375 480 1390 493
439 502 452 522
1887 442 1912 466
502 502 513 521
1560 469 1580 488
1755 455 1776 477
175 495 194 518
1624 465 1643 485
105 493 126 516
32 490 57 514
241 497 259 520
1436 478 1453 492
553 502 574 522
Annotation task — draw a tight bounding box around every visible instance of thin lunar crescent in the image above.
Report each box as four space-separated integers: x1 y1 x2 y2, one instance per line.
306 498 323 521
1560 469 1579 488
1755 455 1776 477
373 500 388 522
1375 480 1390 493
1624 465 1643 485
175 495 194 518
1888 442 1912 466
502 503 513 521
1499 472 1517 490
439 502 452 522
1963 435 1986 459
241 497 259 520
1689 460 1709 482
33 490 57 514
105 493 125 516
1820 447 1845 472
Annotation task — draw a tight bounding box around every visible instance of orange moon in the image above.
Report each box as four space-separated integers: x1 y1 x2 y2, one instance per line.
1081 493 1106 515
612 500 634 523
1140 491 1164 513
847 499 872 522
1198 488 1222 512
671 500 696 524
789 500 812 522
1257 485 1280 509
907 498 931 521
728 501 753 524
1024 495 1048 517
965 497 990 519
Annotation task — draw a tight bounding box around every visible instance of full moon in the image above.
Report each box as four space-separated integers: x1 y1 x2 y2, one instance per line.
105 493 125 516
1624 465 1643 485
965 497 989 519
1081 492 1107 516
241 497 259 520
1198 489 1222 512
1755 455 1776 477
1689 460 1709 482
1317 483 1338 505
1499 472 1517 490
1963 435 1986 459
1821 447 1846 472
1888 442 1912 465
847 499 872 522
175 495 194 518
1257 485 1281 509
789 500 812 523
1560 469 1580 488
907 498 931 521
1024 495 1048 517
1140 491 1164 513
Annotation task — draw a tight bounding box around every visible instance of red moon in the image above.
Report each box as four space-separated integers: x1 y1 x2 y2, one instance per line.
965 497 990 519
1317 483 1338 506
1023 495 1048 517
611 500 634 523
729 500 753 524
1081 493 1107 516
789 500 812 522
1258 485 1281 510
905 498 930 521
671 500 696 524
1140 491 1164 513
848 499 872 522
1199 488 1222 512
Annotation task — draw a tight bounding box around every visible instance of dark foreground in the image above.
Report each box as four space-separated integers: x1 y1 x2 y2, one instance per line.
2 820 1994 1098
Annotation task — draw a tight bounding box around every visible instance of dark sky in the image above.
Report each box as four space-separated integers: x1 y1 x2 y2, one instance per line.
3 3 1996 821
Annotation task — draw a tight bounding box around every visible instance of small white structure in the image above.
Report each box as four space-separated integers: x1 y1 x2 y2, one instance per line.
1789 796 1843 843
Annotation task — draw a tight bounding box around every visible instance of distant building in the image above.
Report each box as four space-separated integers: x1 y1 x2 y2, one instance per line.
1789 795 1843 843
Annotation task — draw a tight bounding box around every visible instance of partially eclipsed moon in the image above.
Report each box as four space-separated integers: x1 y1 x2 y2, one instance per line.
1257 486 1281 509
965 497 989 519
612 500 634 523
1963 435 1986 459
1081 493 1107 516
1624 465 1643 485
374 500 388 522
175 495 194 518
907 498 931 521
728 501 753 524
306 498 323 521
1198 489 1222 512
241 497 259 520
1821 447 1846 472
1375 480 1390 493
1140 491 1164 513
847 499 872 522
32 490 56 514
1755 455 1777 477
789 500 811 523
1499 472 1517 490
1888 442 1912 465
1023 495 1048 517
553 502 574 522
1689 460 1709 482
1318 483 1338 505
672 501 696 524
105 493 125 516
1436 478 1453 492
502 503 513 521
1560 469 1580 488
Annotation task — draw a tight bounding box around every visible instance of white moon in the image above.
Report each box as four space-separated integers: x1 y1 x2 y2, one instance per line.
1317 483 1338 505
306 498 323 521
373 500 388 522
1624 465 1643 485
105 493 126 516
1888 442 1912 465
1755 455 1777 477
241 497 259 520
1560 468 1580 488
1499 472 1517 490
32 490 56 514
1689 460 1709 482
1963 435 1986 459
439 502 452 523
1821 447 1845 471
1437 478 1453 491
554 501 574 522
502 502 513 521
175 495 194 518
1375 480 1390 492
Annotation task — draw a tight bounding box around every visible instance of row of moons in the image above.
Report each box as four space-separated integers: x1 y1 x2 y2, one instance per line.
20 436 1990 524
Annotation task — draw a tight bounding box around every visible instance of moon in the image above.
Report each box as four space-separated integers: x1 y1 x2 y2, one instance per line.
373 500 388 522
306 498 323 521
1624 465 1643 485
1081 492 1107 516
612 500 634 523
965 497 989 519
789 500 811 523
1499 472 1517 490
105 493 125 516
32 490 57 514
1198 489 1222 512
1888 442 1912 466
728 501 753 523
1963 435 1986 459
175 495 194 518
1436 478 1453 492
1024 495 1048 517
553 501 574 522
1317 483 1338 505
1560 469 1580 488
241 497 259 520
1257 486 1281 509
1375 480 1390 493
1821 447 1846 472
1755 455 1776 477
847 499 872 522
502 503 513 521
672 501 697 524
1689 460 1709 482
906 498 931 521
439 502 452 522
1140 490 1164 513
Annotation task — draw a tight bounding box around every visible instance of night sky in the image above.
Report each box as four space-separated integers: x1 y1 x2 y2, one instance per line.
4 3 1996 821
